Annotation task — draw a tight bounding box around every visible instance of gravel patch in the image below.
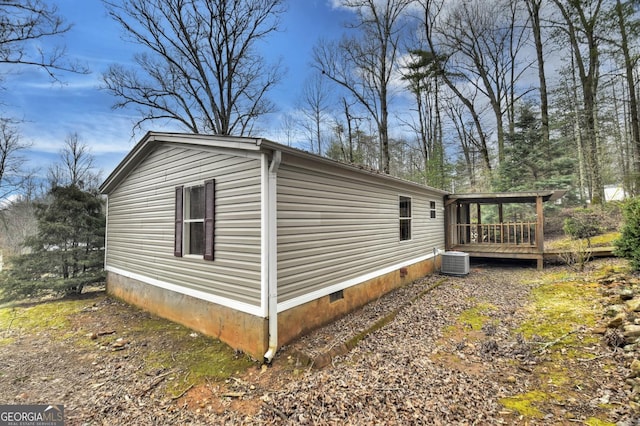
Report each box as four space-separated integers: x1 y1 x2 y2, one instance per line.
255 263 541 425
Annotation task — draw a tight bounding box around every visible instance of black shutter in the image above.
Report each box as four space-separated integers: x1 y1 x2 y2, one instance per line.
203 179 215 260
174 186 184 257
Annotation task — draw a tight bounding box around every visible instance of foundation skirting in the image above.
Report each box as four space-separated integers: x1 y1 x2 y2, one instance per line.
106 255 440 360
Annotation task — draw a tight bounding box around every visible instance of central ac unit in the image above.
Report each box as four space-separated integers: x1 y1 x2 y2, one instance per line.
441 251 470 276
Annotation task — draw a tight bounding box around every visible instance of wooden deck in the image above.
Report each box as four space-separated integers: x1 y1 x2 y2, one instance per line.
445 190 584 269
449 244 543 260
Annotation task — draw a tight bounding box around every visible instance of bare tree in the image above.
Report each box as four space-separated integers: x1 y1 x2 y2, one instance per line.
313 0 413 174
524 0 551 152
402 49 446 187
48 133 100 190
297 72 333 155
102 0 285 136
276 112 298 147
339 97 361 164
437 0 531 164
0 0 87 83
327 96 369 164
445 96 488 191
551 0 605 204
613 0 640 194
0 193 38 256
0 0 87 203
417 0 492 175
0 119 31 201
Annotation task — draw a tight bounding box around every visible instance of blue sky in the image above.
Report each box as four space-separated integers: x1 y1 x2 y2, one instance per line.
4 0 351 181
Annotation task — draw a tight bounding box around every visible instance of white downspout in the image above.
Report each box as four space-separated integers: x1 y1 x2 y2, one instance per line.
264 150 281 363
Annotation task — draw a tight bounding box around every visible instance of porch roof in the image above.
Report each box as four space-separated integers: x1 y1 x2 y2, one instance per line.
445 190 566 205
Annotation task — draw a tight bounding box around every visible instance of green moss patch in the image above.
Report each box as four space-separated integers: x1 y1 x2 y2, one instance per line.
75 307 258 397
443 302 497 336
0 296 96 341
517 278 598 345
135 316 254 393
142 333 254 396
458 302 497 331
585 417 617 426
500 390 549 418
516 273 601 362
590 232 620 247
1 293 256 398
546 232 619 251
498 266 619 422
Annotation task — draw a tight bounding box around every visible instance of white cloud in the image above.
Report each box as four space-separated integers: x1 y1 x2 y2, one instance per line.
0 193 20 208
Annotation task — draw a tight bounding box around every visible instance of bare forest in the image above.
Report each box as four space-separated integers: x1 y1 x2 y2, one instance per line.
298 0 640 204
2 0 640 207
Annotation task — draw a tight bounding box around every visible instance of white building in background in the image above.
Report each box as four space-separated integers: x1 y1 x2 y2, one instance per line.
605 185 628 202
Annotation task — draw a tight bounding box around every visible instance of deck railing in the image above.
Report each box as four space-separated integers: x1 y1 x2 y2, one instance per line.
454 222 537 247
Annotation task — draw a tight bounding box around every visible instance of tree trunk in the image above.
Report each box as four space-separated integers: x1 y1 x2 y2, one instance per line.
380 88 390 173
615 0 640 195
553 0 605 204
570 56 588 203
612 82 631 192
525 0 550 154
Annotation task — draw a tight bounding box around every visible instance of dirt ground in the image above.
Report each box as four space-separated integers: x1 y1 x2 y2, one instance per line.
1 258 639 425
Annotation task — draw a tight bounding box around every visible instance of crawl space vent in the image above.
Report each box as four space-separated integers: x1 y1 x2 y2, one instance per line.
441 251 470 276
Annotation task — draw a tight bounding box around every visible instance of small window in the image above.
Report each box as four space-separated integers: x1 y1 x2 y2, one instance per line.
185 185 205 255
430 201 437 219
399 196 412 241
175 179 215 260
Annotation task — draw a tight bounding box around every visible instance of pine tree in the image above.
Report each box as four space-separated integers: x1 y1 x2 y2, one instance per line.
495 103 574 192
1 184 105 301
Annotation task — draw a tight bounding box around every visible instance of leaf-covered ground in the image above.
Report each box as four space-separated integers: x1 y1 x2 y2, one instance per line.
0 258 637 425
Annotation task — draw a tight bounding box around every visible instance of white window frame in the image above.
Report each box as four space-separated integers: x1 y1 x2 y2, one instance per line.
184 184 205 256
399 195 412 241
429 200 437 219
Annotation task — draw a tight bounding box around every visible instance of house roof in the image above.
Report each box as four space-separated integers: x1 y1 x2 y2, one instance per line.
100 131 451 195
445 190 566 205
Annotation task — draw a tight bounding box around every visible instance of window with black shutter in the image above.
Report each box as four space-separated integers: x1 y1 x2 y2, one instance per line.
174 186 184 257
203 179 215 260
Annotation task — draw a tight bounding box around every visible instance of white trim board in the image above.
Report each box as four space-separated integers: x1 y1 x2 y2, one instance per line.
105 265 265 318
107 251 438 319
276 251 438 313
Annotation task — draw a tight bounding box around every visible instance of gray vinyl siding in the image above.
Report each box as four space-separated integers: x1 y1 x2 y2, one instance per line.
105 144 263 307
277 157 445 303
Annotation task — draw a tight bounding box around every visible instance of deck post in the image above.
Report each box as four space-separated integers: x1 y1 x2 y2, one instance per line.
444 201 451 249
476 203 482 242
536 195 544 270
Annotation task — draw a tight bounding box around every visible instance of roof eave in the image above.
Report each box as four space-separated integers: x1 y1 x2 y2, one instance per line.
100 131 451 196
446 190 567 204
259 139 450 196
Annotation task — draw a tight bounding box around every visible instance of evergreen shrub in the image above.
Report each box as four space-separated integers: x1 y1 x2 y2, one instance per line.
0 184 106 301
615 197 640 271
